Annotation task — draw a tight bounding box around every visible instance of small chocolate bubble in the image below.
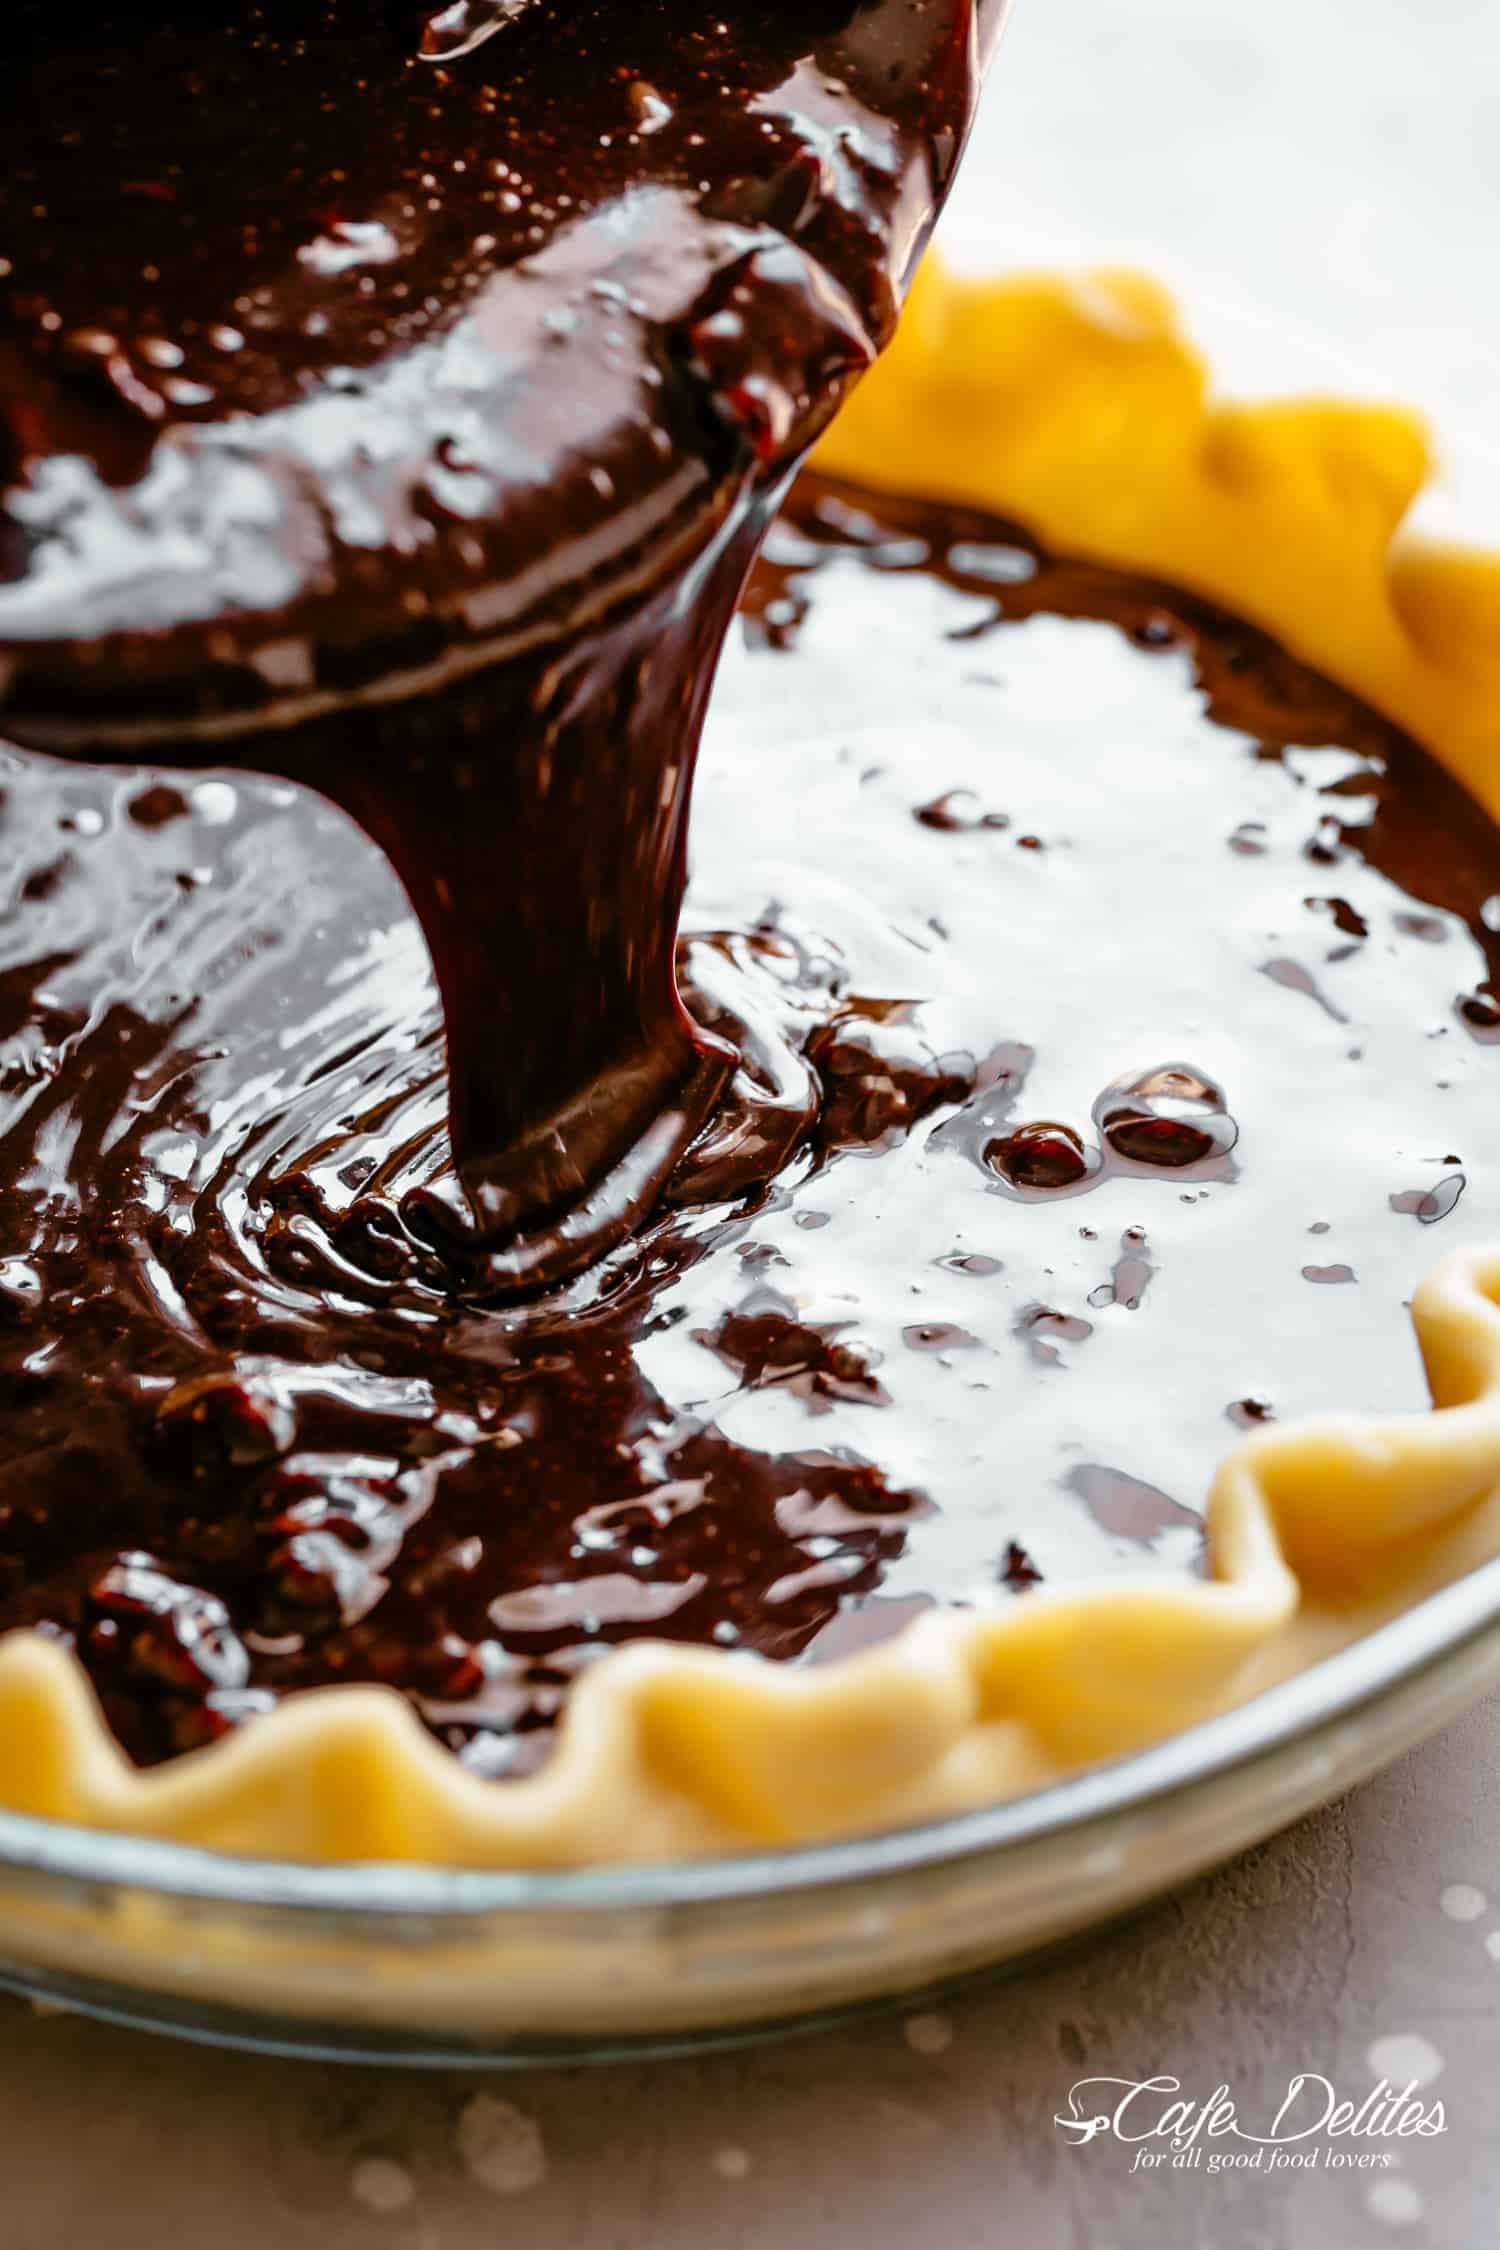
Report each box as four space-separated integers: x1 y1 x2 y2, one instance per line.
1092 1064 1238 1170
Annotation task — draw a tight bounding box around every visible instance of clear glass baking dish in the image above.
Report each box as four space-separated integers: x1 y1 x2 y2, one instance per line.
0 1554 1496 2063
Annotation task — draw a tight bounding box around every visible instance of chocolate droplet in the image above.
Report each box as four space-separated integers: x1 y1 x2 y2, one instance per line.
984 1120 1097 1192
1092 1063 1238 1170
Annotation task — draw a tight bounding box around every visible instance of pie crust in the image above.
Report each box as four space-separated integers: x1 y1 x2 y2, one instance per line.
1 265 1497 1867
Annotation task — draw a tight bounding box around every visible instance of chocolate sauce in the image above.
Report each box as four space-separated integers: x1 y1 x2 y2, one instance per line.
0 0 997 1281
0 479 1494 1773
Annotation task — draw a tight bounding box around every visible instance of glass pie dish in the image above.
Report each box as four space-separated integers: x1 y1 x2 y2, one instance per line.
0 1552 1497 2061
0 251 1495 2054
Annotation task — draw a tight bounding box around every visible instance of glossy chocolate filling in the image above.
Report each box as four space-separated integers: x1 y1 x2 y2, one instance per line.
0 481 1495 1772
0 0 994 1284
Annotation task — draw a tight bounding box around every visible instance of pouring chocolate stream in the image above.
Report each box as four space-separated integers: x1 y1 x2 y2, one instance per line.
0 0 1006 1292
